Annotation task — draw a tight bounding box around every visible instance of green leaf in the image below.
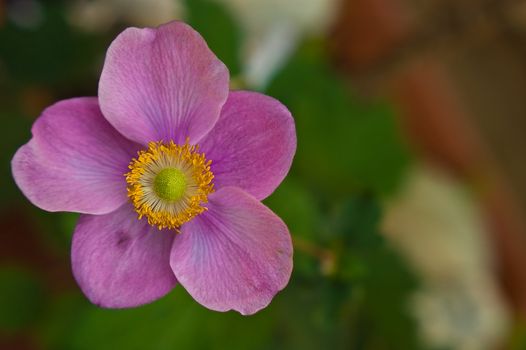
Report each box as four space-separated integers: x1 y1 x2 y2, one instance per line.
267 45 411 196
264 176 322 241
52 288 275 350
331 195 424 350
186 0 242 76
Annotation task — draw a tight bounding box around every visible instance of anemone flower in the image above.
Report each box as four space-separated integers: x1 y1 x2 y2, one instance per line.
12 21 296 315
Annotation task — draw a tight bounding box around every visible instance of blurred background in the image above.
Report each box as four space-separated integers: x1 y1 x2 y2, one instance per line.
1 0 526 349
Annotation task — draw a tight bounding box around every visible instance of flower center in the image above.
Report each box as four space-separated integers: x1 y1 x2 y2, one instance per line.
125 140 214 230
154 168 187 201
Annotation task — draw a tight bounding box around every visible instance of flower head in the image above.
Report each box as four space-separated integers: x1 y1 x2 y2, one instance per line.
126 140 215 230
11 21 296 315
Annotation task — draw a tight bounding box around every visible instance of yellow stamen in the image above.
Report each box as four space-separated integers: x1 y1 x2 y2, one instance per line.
125 140 214 230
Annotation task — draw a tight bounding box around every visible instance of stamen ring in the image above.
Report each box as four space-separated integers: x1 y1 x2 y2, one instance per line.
125 140 214 230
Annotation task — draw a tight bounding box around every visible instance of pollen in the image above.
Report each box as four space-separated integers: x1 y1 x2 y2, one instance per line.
125 140 214 230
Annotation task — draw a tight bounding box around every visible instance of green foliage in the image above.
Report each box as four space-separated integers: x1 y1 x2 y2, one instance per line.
38 293 88 350
0 111 32 204
267 44 411 196
0 267 45 332
264 177 324 279
186 0 242 76
265 177 322 241
329 195 423 350
0 2 106 89
43 289 275 350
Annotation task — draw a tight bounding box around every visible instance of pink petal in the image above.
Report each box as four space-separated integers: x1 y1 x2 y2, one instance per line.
99 21 229 145
11 97 138 215
72 204 177 308
200 91 296 200
171 187 293 315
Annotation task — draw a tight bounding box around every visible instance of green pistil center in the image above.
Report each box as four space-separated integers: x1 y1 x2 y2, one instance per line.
154 168 187 202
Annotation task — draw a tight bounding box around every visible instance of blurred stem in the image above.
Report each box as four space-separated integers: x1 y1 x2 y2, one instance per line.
292 235 336 275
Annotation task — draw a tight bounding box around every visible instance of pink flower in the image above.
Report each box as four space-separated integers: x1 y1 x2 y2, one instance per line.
11 21 296 315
